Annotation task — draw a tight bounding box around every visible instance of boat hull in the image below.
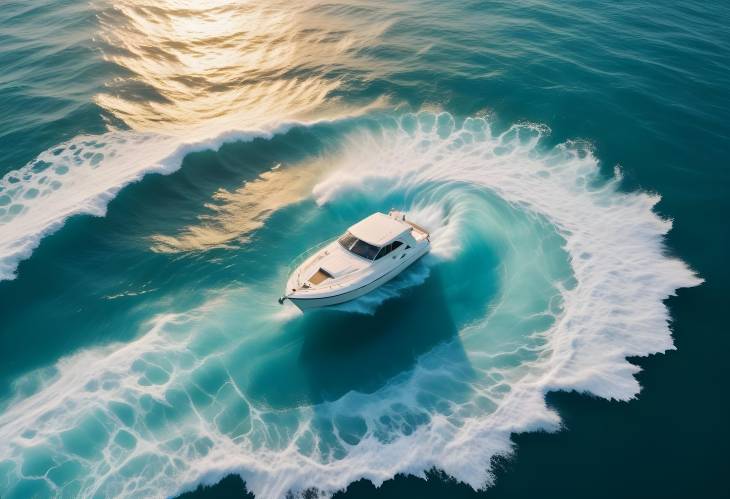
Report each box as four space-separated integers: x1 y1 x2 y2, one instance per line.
286 246 428 310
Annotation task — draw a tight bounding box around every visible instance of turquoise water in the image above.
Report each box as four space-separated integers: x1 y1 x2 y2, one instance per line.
0 1 727 498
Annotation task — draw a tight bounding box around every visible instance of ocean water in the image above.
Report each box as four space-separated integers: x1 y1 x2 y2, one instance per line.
0 1 728 498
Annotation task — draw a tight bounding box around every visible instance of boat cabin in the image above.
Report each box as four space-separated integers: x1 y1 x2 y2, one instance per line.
338 212 417 261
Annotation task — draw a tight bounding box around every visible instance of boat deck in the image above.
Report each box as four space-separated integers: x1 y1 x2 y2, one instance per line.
407 221 429 241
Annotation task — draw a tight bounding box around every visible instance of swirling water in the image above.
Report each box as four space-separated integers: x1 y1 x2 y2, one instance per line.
1 1 727 498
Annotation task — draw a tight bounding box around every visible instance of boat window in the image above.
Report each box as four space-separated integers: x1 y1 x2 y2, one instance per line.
338 232 358 249
375 240 404 260
349 239 380 260
339 232 380 260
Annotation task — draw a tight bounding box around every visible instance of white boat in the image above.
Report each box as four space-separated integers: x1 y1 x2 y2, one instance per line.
279 210 430 310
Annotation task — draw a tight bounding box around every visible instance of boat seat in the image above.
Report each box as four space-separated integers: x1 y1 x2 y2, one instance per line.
308 268 333 285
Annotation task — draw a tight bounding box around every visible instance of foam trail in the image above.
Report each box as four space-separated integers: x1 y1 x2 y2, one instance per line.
331 260 432 314
0 112 702 498
315 112 702 399
0 127 276 281
0 101 389 281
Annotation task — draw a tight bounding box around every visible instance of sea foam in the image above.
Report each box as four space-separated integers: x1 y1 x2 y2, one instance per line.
0 127 282 281
0 112 701 498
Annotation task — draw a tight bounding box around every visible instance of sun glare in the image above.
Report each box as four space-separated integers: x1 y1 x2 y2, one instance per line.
93 0 390 133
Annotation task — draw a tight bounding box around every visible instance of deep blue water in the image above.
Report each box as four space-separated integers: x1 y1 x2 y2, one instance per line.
0 1 728 498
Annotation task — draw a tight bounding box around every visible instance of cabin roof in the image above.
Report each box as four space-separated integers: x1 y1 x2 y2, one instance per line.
349 212 409 246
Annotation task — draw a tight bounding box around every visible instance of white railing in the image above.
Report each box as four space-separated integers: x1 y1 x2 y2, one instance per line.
286 237 338 284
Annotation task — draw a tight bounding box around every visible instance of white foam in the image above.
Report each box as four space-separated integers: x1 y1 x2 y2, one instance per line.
0 101 387 281
316 113 700 398
330 260 432 314
0 112 701 498
272 302 304 322
0 127 276 281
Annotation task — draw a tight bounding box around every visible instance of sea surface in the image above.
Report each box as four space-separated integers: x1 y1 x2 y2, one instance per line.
0 1 728 498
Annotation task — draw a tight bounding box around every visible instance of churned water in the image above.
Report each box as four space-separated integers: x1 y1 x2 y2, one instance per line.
1 1 727 498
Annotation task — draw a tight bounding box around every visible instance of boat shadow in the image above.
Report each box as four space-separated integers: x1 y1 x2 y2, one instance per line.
291 268 474 405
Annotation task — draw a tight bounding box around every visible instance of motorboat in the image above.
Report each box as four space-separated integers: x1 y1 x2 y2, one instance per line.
279 210 430 310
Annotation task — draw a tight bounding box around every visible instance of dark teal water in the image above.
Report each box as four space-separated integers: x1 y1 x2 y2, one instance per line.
0 1 728 498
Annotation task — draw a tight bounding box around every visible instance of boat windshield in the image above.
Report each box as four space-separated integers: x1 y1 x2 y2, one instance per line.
338 232 380 260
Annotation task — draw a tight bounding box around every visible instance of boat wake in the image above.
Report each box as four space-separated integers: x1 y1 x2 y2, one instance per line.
0 126 283 281
0 111 701 498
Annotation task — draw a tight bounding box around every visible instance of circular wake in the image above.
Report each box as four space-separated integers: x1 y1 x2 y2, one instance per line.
0 112 700 498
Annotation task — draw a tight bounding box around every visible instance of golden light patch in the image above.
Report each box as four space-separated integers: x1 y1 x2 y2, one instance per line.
150 159 332 253
94 0 392 133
